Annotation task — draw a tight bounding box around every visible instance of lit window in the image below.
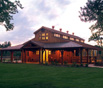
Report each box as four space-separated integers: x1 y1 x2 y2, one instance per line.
46 33 48 36
76 39 79 42
46 37 48 40
70 37 74 40
49 51 51 55
42 33 45 36
42 37 45 40
63 36 68 39
36 50 39 55
54 34 60 37
81 40 84 43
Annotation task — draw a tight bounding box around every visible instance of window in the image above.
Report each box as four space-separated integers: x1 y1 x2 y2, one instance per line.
54 33 60 37
36 50 39 55
70 37 74 40
42 37 45 40
76 39 79 42
46 36 48 40
63 36 68 39
42 33 45 36
81 40 84 43
49 51 51 55
39 33 48 40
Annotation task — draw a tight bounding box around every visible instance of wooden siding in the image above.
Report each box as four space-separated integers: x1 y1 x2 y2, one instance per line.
34 29 69 43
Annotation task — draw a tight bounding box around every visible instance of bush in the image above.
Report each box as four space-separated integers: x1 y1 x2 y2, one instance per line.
45 62 48 66
51 60 55 65
64 61 68 65
95 62 103 66
80 63 83 67
54 59 59 65
71 62 76 67
85 64 88 67
76 64 80 67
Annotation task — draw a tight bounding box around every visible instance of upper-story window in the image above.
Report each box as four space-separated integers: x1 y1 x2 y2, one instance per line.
39 33 48 40
76 39 80 42
63 36 68 39
70 37 74 40
54 33 60 37
81 40 84 43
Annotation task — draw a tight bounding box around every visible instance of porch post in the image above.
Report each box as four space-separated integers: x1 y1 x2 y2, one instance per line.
42 49 43 64
1 51 3 62
24 50 26 63
45 49 46 63
61 50 64 65
80 48 83 64
11 51 14 63
86 49 89 64
21 50 23 63
39 49 40 64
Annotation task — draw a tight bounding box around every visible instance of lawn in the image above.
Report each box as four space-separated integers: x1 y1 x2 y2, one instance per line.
0 63 103 88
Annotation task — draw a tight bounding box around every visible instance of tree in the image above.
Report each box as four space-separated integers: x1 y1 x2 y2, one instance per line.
0 0 23 31
79 0 103 46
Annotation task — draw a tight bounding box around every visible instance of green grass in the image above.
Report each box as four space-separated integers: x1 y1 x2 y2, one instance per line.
0 63 103 88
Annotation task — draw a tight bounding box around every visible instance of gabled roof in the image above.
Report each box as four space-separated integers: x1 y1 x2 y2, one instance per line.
34 26 84 40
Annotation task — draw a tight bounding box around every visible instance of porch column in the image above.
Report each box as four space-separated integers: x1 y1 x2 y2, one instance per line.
80 48 83 64
39 49 40 64
24 50 26 63
11 51 14 63
1 51 3 62
61 50 64 65
21 50 23 63
86 49 89 64
45 49 46 63
42 49 44 64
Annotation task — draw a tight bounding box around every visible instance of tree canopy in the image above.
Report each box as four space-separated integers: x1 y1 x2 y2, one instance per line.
79 0 103 46
0 0 23 31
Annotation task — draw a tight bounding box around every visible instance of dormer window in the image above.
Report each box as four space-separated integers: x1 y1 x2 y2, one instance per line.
63 36 68 39
39 33 48 40
76 39 79 42
54 33 60 37
81 40 84 43
70 37 74 40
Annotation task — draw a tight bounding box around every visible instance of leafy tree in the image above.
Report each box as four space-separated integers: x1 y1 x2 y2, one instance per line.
0 0 23 31
79 0 103 46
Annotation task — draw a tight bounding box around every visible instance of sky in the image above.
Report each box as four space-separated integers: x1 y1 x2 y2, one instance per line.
0 0 97 46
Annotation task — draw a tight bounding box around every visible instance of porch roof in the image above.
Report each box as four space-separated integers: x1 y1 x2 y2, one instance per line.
0 40 102 51
1 44 23 51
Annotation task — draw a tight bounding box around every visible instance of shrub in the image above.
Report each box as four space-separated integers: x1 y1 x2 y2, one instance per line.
95 62 103 66
54 59 59 65
71 62 76 67
76 64 80 67
80 63 83 67
51 60 55 65
85 64 88 67
64 61 68 65
45 62 48 66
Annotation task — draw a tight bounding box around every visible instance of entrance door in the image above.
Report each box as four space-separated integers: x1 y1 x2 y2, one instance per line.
40 50 49 63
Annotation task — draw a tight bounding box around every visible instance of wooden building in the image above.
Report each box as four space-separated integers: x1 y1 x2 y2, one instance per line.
0 26 102 64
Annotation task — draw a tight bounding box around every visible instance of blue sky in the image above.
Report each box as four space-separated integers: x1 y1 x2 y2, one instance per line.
0 0 96 46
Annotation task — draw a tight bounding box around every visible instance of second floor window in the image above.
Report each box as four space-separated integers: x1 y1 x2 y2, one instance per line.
54 33 60 37
39 33 48 40
63 36 68 39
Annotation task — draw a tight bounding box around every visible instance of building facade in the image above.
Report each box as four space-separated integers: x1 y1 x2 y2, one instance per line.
0 26 102 64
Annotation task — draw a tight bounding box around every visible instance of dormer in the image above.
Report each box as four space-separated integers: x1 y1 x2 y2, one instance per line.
33 26 85 43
